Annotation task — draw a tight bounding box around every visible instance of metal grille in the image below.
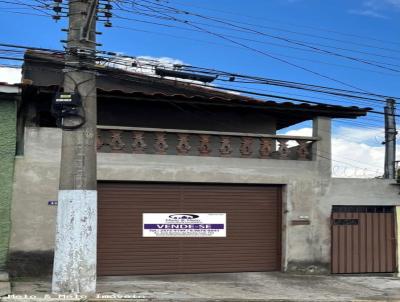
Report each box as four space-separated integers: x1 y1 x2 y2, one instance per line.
97 182 282 276
332 206 394 213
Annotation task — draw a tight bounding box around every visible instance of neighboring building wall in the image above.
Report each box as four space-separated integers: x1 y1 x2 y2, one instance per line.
9 126 400 276
0 98 16 270
295 178 400 273
8 128 60 276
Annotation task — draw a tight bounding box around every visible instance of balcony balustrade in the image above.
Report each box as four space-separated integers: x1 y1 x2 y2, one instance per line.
97 126 319 160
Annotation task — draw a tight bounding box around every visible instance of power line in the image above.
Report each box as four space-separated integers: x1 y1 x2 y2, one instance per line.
56 45 399 101
95 52 398 114
0 0 52 15
0 4 398 103
1 43 398 117
112 14 400 71
110 0 400 101
115 3 400 60
109 59 395 117
217 82 386 112
150 0 400 47
0 8 390 176
113 5 400 72
0 8 49 17
177 65 399 100
114 1 400 62
111 25 399 77
135 15 379 93
0 52 379 117
112 13 400 69
128 0 400 73
0 53 389 172
92 57 397 117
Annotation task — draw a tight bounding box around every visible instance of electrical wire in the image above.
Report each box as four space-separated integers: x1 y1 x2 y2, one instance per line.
114 1 400 62
0 0 52 15
2 41 393 101
0 9 49 17
111 16 400 71
0 52 389 173
1 4 398 102
0 43 398 118
147 0 400 47
0 3 390 175
127 0 400 73
111 25 400 78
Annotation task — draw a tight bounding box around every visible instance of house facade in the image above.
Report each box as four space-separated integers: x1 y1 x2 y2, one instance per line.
4 51 400 278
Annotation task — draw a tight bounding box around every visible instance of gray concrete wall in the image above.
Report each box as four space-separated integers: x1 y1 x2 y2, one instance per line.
9 127 400 276
8 128 60 276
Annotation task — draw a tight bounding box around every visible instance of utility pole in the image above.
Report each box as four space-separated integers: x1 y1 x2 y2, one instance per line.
52 0 99 294
384 98 396 179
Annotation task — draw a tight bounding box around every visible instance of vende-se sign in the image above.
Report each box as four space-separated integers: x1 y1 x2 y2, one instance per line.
142 213 226 237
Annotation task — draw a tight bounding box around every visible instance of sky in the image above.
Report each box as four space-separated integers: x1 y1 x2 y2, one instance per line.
0 0 399 177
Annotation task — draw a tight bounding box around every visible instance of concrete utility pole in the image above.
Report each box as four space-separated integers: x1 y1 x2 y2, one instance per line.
384 98 396 179
52 0 99 294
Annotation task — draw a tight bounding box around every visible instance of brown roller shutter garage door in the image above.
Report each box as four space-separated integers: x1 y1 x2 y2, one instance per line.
98 182 282 275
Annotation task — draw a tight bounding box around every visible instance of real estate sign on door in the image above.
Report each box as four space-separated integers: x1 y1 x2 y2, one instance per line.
143 213 226 237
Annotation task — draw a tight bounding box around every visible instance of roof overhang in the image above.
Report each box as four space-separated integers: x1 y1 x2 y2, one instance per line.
22 50 371 129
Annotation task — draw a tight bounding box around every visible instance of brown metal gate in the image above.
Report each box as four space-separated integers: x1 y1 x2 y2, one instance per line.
98 182 282 276
331 206 397 274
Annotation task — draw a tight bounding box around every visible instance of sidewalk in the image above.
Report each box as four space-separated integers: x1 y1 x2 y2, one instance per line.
0 283 10 298
0 272 10 298
3 272 400 301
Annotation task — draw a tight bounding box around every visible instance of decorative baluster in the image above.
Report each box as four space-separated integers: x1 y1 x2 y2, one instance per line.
97 130 104 151
296 140 309 160
109 130 125 152
240 137 253 157
198 134 212 156
278 139 289 159
219 136 233 157
154 132 168 154
132 131 147 154
98 128 312 161
259 138 274 158
176 133 191 155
